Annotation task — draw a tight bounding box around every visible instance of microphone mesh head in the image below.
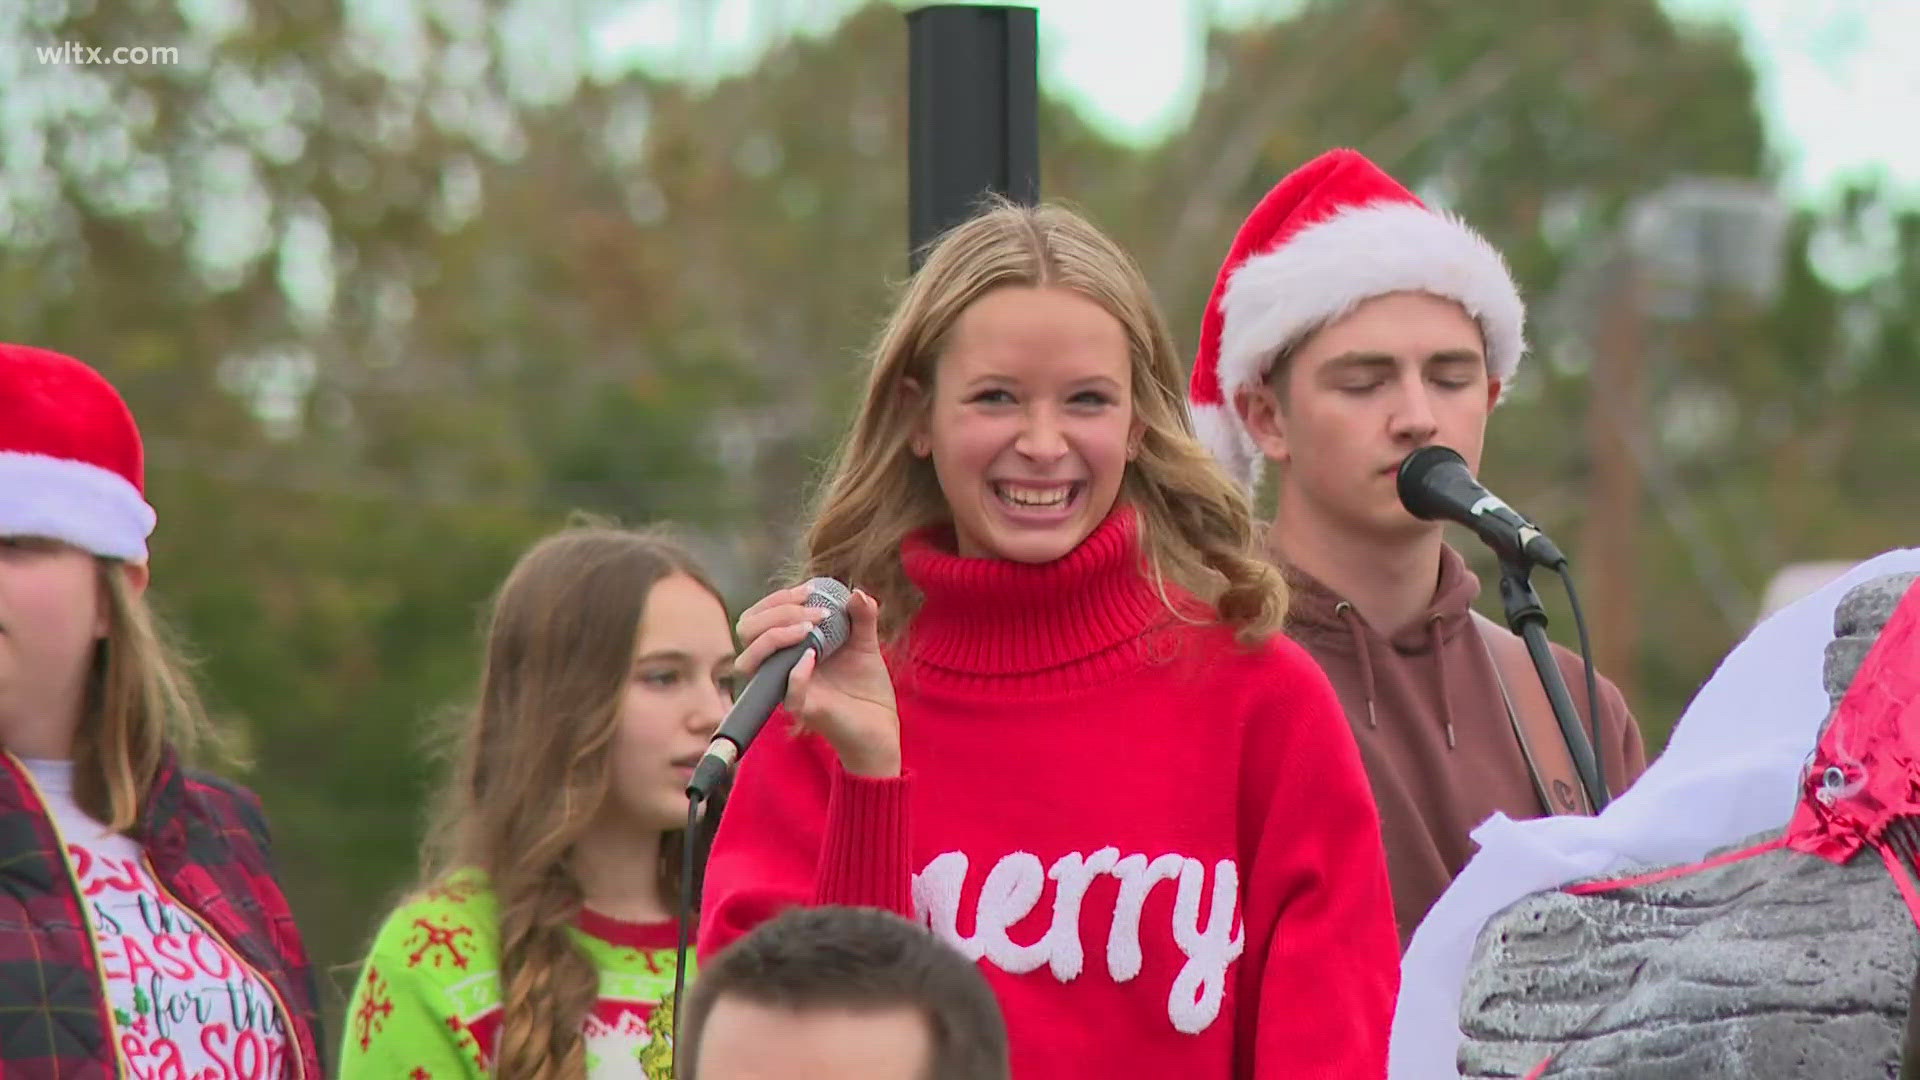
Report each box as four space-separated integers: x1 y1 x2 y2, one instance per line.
800 577 854 657
1396 445 1467 521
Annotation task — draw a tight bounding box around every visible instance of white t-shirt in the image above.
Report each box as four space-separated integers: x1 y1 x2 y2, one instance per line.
23 757 294 1080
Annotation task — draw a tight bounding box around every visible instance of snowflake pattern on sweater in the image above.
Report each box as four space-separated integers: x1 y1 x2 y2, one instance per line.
340 873 684 1079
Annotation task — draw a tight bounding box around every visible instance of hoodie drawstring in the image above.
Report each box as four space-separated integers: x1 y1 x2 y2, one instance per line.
1429 614 1457 749
1334 601 1379 729
1333 600 1458 749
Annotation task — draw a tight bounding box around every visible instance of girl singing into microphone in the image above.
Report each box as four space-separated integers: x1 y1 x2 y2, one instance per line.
340 526 735 1079
0 344 323 1078
699 201 1400 1078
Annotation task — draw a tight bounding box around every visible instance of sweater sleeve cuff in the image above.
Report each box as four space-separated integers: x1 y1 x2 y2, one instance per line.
814 763 914 917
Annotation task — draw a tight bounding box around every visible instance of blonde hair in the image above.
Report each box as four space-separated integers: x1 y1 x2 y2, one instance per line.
802 198 1286 645
417 525 721 1080
78 561 230 832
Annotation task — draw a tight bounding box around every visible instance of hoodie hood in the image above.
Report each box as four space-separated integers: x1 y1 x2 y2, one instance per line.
1281 545 1485 748
1283 543 1483 654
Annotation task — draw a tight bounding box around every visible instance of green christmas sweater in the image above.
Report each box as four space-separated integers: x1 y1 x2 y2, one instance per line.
340 872 687 1079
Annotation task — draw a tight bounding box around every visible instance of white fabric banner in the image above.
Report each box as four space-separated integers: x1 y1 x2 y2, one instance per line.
1390 547 1920 1079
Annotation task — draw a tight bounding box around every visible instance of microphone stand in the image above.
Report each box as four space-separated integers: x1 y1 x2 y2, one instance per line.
1494 554 1610 813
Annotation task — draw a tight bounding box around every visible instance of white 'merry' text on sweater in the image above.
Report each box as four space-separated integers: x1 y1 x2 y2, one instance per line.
912 847 1244 1034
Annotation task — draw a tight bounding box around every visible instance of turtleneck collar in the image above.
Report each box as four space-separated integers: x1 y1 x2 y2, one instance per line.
898 503 1175 695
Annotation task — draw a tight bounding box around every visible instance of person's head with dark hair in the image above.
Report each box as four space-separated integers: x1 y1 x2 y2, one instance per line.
682 905 1009 1080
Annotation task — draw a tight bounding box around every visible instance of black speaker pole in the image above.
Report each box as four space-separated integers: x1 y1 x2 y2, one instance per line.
906 4 1039 269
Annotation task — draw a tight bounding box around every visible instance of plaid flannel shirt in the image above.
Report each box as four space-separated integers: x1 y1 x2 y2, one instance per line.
0 750 324 1078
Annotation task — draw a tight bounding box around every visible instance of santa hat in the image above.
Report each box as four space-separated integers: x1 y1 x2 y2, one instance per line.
0 344 156 562
1188 148 1527 490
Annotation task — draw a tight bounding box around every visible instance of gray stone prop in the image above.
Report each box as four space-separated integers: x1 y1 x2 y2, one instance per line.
1455 572 1920 1079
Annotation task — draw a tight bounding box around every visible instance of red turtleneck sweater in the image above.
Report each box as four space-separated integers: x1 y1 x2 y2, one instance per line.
698 508 1398 1078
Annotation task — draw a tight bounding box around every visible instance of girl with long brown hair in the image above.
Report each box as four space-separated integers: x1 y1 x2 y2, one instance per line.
699 200 1400 1077
341 525 734 1079
0 344 324 1077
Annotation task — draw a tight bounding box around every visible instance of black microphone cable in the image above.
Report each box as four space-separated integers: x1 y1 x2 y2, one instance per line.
1555 565 1607 805
672 787 700 1078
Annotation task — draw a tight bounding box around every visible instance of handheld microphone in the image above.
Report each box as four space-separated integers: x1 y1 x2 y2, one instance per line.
1396 446 1568 570
686 577 852 801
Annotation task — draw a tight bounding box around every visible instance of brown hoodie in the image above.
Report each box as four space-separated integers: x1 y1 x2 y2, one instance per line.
1282 544 1648 949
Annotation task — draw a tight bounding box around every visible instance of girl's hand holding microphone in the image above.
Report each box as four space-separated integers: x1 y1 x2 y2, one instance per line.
732 583 900 778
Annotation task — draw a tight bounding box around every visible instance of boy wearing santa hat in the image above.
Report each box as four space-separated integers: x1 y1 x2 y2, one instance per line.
1187 148 1649 948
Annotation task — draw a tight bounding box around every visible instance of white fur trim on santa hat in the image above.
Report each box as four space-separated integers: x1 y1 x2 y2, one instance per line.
1208 201 1525 489
1188 400 1264 493
0 451 155 561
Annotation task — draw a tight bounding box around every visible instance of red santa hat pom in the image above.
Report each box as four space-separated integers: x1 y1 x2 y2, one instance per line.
1188 148 1526 490
0 344 157 562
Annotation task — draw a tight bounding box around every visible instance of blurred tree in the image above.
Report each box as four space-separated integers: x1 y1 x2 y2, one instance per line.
1095 0 1918 744
0 0 721 1026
